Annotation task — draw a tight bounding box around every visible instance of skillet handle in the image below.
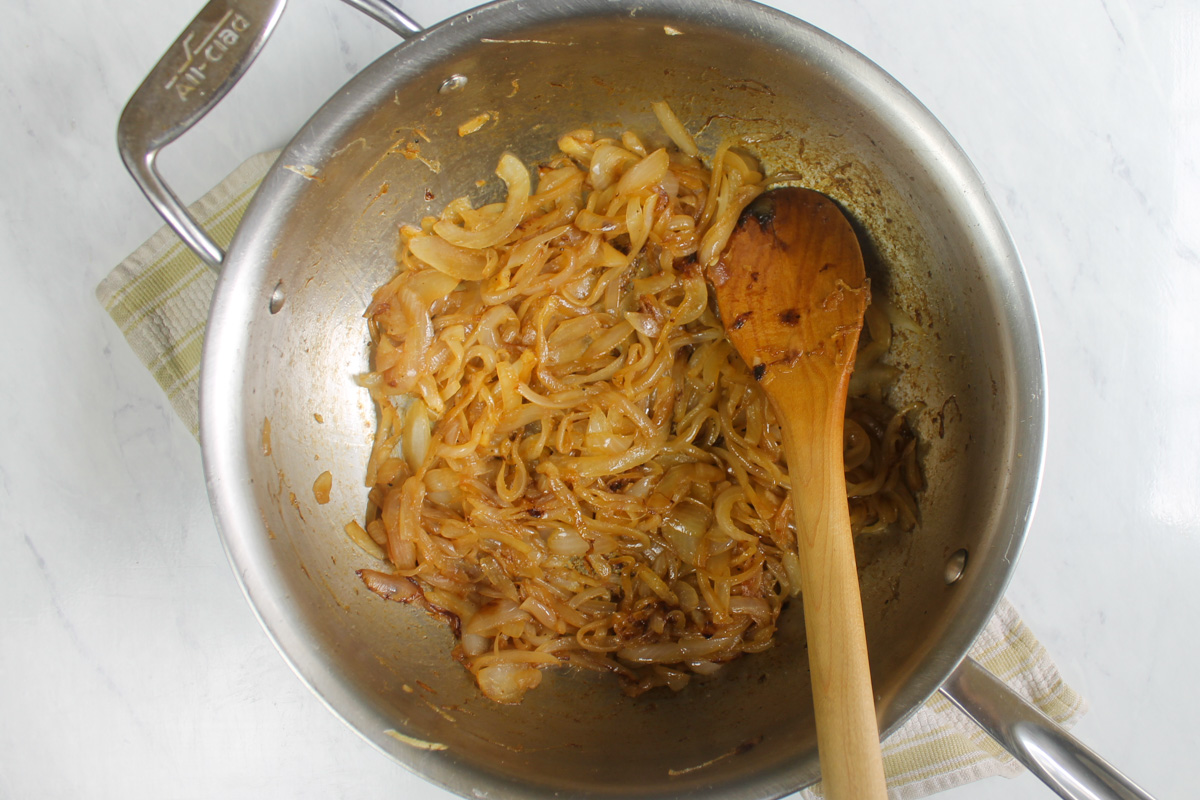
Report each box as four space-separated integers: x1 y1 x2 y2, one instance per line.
939 656 1157 800
117 0 421 271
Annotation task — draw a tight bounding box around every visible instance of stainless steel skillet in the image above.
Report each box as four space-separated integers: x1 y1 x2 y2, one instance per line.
118 1 1155 798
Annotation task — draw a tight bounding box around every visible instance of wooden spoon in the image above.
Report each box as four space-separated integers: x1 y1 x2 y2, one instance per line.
711 187 886 800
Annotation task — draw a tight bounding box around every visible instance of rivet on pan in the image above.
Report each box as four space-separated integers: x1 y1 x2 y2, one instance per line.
944 549 968 585
269 281 285 314
439 74 468 94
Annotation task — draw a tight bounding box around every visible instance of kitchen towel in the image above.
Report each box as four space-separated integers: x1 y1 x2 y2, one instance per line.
97 150 1086 800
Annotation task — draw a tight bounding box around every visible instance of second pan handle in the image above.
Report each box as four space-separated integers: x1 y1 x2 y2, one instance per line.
341 0 422 36
939 656 1157 800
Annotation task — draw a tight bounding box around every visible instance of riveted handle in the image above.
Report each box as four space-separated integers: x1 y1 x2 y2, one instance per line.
118 0 290 269
117 0 422 270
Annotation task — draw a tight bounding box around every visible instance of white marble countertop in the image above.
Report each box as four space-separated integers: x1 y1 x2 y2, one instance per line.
2 0 1196 797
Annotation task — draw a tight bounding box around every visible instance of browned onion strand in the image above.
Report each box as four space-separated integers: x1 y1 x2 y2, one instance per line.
355 108 921 703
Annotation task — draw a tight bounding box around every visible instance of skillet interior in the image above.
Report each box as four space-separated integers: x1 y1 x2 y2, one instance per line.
200 2 1044 797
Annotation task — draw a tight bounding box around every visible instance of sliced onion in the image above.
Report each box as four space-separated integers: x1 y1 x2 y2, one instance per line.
312 471 332 505
517 384 585 409
401 399 431 473
583 427 635 456
698 168 762 266
568 586 611 609
659 666 691 692
494 360 523 412
366 519 389 547
618 634 730 664
552 431 666 479
464 598 532 637
557 129 595 163
382 288 432 394
389 476 425 571
624 310 662 339
670 274 708 327
434 153 531 249
688 660 723 676
651 101 699 157
672 580 701 613
580 319 633 360
546 529 590 556
722 149 764 184
636 566 679 605
616 148 669 196
617 641 685 664
536 163 585 195
863 301 892 351
461 633 491 657
594 242 628 268
421 467 459 494
475 305 518 351
519 595 562 631
782 551 804 596
632 272 674 296
358 569 422 602
661 498 712 565
470 649 561 668
475 663 543 704
506 224 571 269
403 265 462 306
713 485 758 543
344 520 386 560
589 143 638 191
620 130 648 157
624 193 656 263
408 234 499 280
879 295 922 334
729 596 772 624
574 208 622 235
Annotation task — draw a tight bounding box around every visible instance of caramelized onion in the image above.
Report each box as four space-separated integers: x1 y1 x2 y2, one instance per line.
464 598 531 637
651 100 699 157
434 153 531 249
476 663 544 704
408 235 499 281
358 569 422 602
616 148 670 195
356 106 921 703
344 520 386 560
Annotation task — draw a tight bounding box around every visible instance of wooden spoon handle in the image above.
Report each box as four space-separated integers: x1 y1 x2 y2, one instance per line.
712 185 884 797
774 368 888 800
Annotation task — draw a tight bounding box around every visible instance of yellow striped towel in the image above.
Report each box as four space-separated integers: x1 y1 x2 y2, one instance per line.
96 151 1086 799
